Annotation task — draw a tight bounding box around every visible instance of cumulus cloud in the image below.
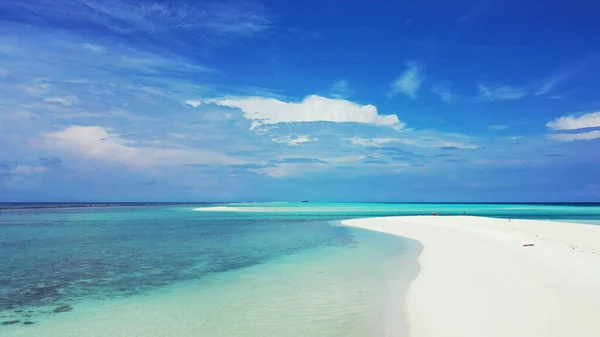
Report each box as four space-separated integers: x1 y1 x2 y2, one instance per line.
548 131 600 142
44 95 79 106
198 95 405 130
477 84 526 101
546 112 600 130
390 61 423 99
43 125 244 167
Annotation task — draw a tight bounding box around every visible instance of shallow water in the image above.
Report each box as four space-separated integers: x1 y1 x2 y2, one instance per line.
1 205 420 336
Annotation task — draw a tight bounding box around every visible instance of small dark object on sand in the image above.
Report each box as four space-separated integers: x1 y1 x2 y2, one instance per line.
523 243 535 247
432 212 438 216
53 305 73 313
2 320 20 325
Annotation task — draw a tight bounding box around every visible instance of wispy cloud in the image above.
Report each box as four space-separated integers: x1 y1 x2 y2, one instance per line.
488 124 508 131
477 84 526 101
534 76 562 96
347 137 397 147
1 111 39 121
43 95 79 106
1 0 272 41
458 0 496 24
348 136 479 149
271 135 316 146
432 82 456 103
548 131 600 142
81 43 106 53
11 165 48 175
39 157 62 165
329 80 353 99
534 60 589 96
390 61 423 99
198 95 405 130
43 125 245 167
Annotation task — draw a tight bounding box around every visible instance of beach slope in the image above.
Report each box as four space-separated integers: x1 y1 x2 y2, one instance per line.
342 216 600 337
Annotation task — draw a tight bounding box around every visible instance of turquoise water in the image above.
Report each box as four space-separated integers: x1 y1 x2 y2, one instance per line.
1 202 600 335
195 202 600 223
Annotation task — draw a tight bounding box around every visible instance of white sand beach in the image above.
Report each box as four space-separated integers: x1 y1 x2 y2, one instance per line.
342 216 600 337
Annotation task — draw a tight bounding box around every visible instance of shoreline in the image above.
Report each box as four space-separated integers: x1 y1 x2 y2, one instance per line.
342 216 600 337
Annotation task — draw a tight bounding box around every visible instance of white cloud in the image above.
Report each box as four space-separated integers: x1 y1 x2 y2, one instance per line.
81 43 106 53
488 125 508 131
348 136 479 149
477 84 526 101
390 61 423 99
11 165 48 174
432 82 455 103
271 134 315 145
329 80 353 99
348 137 397 147
44 95 79 106
199 95 405 130
548 131 600 142
43 125 244 167
185 100 202 108
546 112 600 130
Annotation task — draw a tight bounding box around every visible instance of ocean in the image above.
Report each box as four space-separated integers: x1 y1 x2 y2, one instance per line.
1 202 600 336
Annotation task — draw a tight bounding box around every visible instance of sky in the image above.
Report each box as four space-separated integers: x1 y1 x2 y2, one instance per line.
0 0 599 202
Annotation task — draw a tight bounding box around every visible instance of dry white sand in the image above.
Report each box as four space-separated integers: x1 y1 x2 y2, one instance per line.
342 216 600 337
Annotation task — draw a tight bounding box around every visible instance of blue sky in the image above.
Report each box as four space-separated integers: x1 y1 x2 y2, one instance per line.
1 0 599 202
